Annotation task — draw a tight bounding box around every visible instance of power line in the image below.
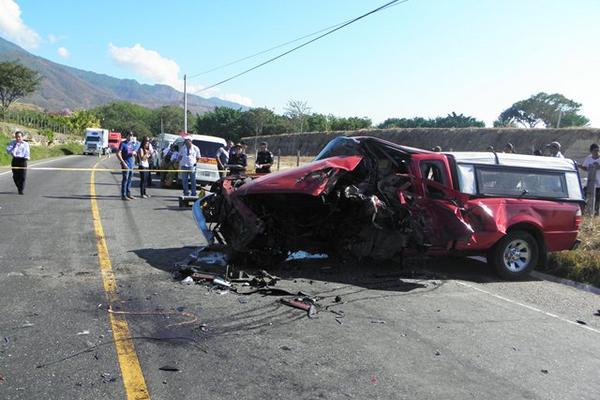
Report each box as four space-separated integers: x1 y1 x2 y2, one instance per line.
191 0 407 94
188 1 404 79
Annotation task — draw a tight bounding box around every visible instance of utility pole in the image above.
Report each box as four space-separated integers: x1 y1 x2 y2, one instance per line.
183 74 188 134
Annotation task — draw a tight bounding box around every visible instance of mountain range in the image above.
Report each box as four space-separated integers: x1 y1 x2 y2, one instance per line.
0 37 245 114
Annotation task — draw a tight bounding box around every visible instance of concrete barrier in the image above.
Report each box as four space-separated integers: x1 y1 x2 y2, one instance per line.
243 128 600 162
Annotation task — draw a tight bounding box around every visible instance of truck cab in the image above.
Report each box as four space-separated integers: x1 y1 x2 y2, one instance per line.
83 128 109 155
108 131 122 153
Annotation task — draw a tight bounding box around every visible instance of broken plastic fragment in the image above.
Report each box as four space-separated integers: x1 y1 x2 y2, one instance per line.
181 276 194 285
192 195 215 245
286 251 328 261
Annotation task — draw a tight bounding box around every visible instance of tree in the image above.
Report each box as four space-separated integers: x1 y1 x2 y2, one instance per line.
68 110 101 134
284 99 311 133
93 102 154 136
377 113 484 129
194 107 245 142
496 92 589 128
242 107 276 136
150 105 185 134
0 61 41 118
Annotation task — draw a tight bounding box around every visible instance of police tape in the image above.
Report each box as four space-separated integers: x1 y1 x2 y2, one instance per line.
0 166 231 173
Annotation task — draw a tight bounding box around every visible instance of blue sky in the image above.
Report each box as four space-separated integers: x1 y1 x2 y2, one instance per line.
1 0 599 126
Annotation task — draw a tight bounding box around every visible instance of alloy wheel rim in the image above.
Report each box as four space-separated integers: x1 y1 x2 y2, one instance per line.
502 239 531 272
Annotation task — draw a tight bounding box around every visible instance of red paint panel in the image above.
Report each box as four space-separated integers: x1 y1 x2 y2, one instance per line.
458 198 580 251
236 155 364 196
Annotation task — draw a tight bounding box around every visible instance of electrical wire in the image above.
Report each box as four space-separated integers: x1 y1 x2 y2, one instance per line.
188 0 405 79
191 0 407 94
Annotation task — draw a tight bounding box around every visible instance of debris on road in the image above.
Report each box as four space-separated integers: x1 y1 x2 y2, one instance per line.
576 320 587 325
181 276 194 285
593 310 600 317
541 369 549 374
280 297 318 318
370 320 386 324
20 322 34 328
76 330 90 336
159 365 180 372
286 251 328 261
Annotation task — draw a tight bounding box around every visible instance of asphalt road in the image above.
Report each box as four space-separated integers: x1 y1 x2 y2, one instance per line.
0 154 599 400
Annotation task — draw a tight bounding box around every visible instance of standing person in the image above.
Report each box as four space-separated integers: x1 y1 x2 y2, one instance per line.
137 136 153 198
227 143 247 175
216 140 233 178
5 130 30 195
116 131 138 201
178 136 201 197
255 141 274 174
580 143 600 215
545 141 564 158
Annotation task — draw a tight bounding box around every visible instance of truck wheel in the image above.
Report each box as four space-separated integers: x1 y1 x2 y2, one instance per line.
488 231 539 280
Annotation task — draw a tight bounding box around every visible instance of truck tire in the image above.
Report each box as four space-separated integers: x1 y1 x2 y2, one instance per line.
488 231 539 280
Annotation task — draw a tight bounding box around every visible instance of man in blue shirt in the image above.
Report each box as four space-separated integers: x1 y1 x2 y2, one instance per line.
116 131 138 200
5 130 30 195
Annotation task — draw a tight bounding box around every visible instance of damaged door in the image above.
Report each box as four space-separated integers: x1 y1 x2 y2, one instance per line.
410 155 474 248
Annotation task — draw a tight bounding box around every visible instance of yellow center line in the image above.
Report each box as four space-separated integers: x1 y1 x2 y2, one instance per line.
90 160 151 400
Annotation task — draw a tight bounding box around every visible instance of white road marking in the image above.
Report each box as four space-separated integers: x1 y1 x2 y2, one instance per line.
0 156 79 177
455 280 600 334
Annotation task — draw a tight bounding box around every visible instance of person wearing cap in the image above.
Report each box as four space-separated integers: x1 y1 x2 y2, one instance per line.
227 143 247 175
116 131 138 200
546 141 564 158
177 136 201 197
5 130 30 195
255 141 274 174
503 142 515 153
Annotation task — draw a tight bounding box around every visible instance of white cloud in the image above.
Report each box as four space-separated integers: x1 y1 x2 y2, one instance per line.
57 46 70 59
108 42 181 89
48 33 58 43
216 93 253 107
0 0 40 49
108 42 252 107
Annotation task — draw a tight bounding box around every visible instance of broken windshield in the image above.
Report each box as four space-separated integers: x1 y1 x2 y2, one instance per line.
314 137 362 161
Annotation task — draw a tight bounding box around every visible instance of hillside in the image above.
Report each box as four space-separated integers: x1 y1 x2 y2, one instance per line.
0 37 245 114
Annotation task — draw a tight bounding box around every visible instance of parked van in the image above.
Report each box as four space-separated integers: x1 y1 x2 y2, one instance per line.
163 134 227 187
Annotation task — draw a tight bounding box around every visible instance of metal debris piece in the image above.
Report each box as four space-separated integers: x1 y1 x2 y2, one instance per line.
280 298 318 318
540 369 549 374
370 320 386 324
334 295 342 303
76 330 90 336
181 276 194 285
159 365 180 372
593 310 600 317
286 251 328 261
576 320 587 325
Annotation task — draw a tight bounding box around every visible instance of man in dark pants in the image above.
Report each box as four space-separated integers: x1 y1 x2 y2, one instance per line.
5 131 30 195
255 141 274 174
227 143 247 175
115 131 138 201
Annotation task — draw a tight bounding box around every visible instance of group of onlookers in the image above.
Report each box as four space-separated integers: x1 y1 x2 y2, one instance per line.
116 132 157 201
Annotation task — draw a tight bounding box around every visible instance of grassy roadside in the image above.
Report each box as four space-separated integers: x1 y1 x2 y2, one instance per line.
0 130 82 166
543 218 600 288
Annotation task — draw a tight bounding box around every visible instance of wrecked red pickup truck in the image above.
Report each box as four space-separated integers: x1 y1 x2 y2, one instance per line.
194 136 583 279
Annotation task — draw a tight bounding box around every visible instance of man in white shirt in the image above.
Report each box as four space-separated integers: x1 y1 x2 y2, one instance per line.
580 143 600 214
545 141 565 158
178 137 201 196
5 131 30 195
